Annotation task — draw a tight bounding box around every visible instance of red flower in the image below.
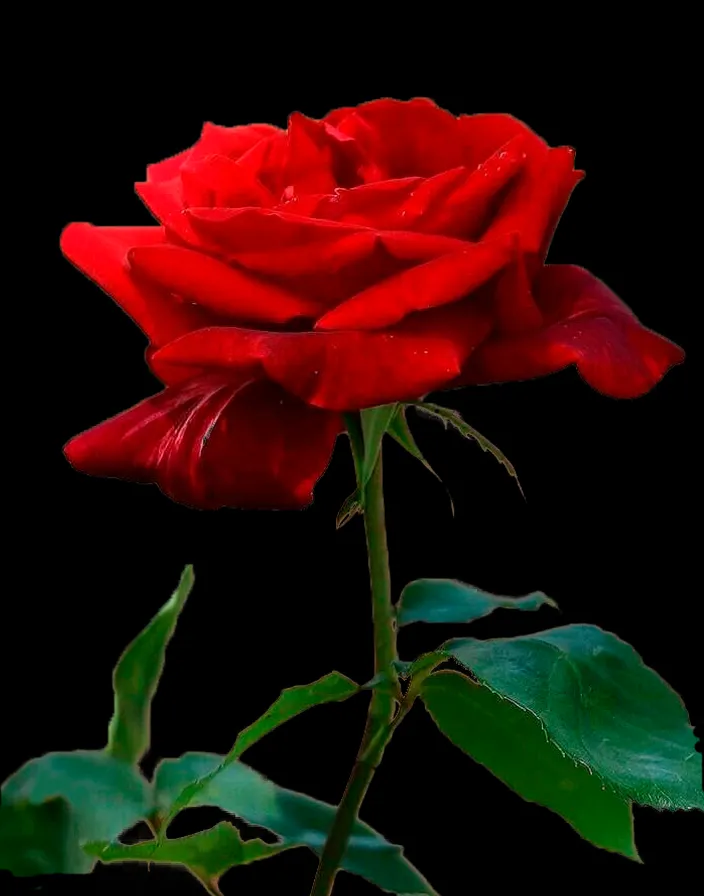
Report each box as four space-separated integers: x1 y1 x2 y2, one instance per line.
62 99 683 509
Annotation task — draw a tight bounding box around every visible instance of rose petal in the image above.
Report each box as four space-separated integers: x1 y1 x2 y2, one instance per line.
145 148 193 183
127 244 323 324
304 177 424 227
135 179 203 245
180 154 274 208
483 146 582 255
60 223 214 345
415 135 529 239
538 164 586 261
459 265 685 397
280 112 339 195
64 374 341 509
150 325 472 410
186 206 365 253
457 113 545 170
235 130 290 195
314 235 515 330
486 253 544 335
187 122 282 164
228 229 469 307
331 97 466 179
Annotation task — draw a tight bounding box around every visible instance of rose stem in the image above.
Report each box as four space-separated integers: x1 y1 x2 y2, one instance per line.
310 443 400 895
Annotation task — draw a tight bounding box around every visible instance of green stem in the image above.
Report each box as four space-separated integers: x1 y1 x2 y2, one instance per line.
310 448 399 896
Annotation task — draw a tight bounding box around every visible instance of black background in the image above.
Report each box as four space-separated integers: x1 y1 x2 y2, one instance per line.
4 37 701 894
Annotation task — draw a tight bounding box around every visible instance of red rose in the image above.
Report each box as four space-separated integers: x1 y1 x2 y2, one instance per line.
62 98 683 509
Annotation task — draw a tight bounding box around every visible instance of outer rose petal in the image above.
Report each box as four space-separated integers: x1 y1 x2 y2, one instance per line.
456 113 545 170
483 146 583 256
127 244 323 324
59 223 215 346
64 374 341 509
144 123 280 183
150 323 485 410
314 235 515 330
135 178 203 245
459 265 685 397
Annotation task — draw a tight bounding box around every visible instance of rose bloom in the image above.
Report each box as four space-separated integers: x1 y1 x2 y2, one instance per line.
62 98 683 509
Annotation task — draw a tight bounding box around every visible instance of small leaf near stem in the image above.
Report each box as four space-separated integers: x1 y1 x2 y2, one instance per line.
387 406 454 515
336 407 399 529
411 402 524 498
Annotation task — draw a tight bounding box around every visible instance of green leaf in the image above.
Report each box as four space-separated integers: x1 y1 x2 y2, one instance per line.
388 407 453 514
107 565 195 764
336 490 363 530
412 402 524 497
421 671 639 859
396 578 557 627
163 672 358 824
336 411 372 529
1 751 152 874
342 411 365 483
154 754 436 894
85 822 288 888
360 403 399 487
446 625 704 811
0 798 87 876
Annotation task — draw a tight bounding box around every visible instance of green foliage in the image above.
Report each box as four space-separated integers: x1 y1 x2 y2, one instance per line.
85 823 288 893
411 402 523 496
396 578 557 626
107 565 195 764
337 405 399 528
445 625 703 810
0 798 86 876
421 672 639 859
388 407 453 514
161 672 359 825
154 753 436 894
0 751 152 874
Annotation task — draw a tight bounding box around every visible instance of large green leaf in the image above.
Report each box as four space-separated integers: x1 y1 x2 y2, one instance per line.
107 565 195 764
446 625 704 810
0 798 87 875
1 751 152 873
154 753 436 895
421 671 639 859
85 822 288 892
163 672 358 824
396 578 557 626
412 402 523 497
